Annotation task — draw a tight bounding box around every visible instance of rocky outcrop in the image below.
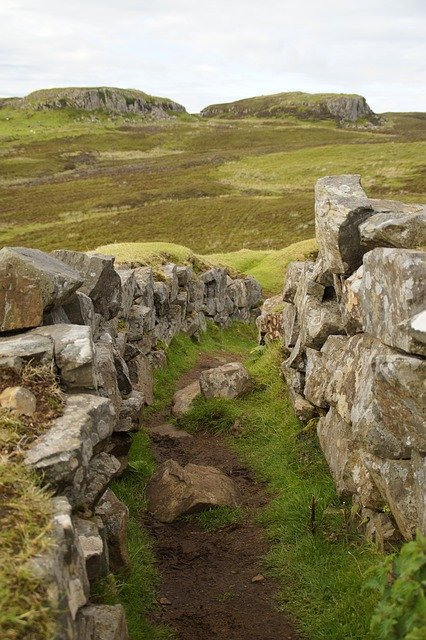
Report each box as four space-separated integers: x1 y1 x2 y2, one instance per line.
146 459 240 522
281 174 425 544
201 92 380 124
14 86 186 118
0 244 262 639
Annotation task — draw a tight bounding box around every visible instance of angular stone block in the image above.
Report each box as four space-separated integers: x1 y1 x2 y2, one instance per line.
62 291 96 334
117 269 136 319
0 331 54 371
95 489 130 572
176 264 193 286
34 324 97 390
78 604 129 640
84 453 121 508
360 200 426 250
361 248 426 356
25 394 115 505
115 391 144 432
74 516 109 582
315 174 373 275
133 266 154 309
95 337 121 415
340 265 363 335
172 381 201 417
0 246 83 331
127 354 154 405
52 250 122 320
283 261 307 303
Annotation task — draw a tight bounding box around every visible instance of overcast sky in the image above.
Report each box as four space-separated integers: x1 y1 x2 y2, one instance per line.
1 0 425 113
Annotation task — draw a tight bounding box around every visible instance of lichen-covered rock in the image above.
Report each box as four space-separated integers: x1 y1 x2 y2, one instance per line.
412 451 426 535
282 303 299 349
187 278 205 313
116 269 136 319
199 362 251 399
115 391 144 432
73 516 109 582
257 295 283 344
62 292 96 334
147 459 240 523
0 246 83 331
244 276 262 308
133 266 154 309
176 264 193 287
302 297 345 349
52 250 122 320
227 279 248 309
127 304 155 341
283 262 305 303
95 489 130 572
83 453 121 508
304 336 348 408
315 175 373 275
34 324 97 390
360 201 426 250
29 497 89 637
340 265 363 335
316 408 356 495
364 456 419 540
25 395 115 505
95 336 121 415
127 353 153 405
78 604 129 640
153 281 170 317
201 268 228 316
0 331 54 371
361 248 426 356
161 264 179 302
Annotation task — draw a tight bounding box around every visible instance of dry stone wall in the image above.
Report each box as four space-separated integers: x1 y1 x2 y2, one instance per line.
281 175 425 545
0 246 262 640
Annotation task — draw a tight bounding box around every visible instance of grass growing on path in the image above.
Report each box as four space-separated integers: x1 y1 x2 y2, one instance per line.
171 334 383 639
104 322 383 639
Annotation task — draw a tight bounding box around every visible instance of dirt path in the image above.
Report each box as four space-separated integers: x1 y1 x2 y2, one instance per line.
145 352 301 640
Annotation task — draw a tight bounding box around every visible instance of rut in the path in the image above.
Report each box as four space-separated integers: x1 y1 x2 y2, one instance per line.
144 352 301 640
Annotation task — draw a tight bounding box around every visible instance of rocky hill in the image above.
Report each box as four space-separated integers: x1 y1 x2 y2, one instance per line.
200 91 380 123
2 87 186 117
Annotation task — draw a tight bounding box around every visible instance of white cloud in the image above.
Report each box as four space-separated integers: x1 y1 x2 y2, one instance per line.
0 0 425 112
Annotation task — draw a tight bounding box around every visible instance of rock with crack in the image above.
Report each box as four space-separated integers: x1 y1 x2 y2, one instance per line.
73 515 109 582
199 362 251 399
172 381 201 417
52 250 122 320
83 452 121 508
0 246 83 332
0 331 54 371
359 200 426 250
25 394 115 506
147 459 240 522
314 174 373 275
361 247 426 356
95 488 130 572
34 324 97 390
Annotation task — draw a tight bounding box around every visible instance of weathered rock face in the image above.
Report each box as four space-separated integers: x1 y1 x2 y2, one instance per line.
78 604 129 640
315 175 373 276
199 362 251 399
281 175 425 542
146 459 240 523
95 489 130 573
0 385 37 415
23 86 186 118
0 247 82 331
257 295 283 344
361 248 426 356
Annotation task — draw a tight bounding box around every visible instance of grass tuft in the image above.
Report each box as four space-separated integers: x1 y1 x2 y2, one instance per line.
182 505 244 531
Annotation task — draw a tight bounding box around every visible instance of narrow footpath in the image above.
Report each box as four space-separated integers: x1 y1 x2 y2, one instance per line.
144 352 301 640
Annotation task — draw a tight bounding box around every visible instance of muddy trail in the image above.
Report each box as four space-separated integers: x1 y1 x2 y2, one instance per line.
144 352 301 640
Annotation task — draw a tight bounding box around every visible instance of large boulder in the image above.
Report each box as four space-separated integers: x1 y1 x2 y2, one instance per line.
52 250 122 320
0 246 83 332
315 175 373 275
361 248 426 356
146 459 240 523
199 362 251 399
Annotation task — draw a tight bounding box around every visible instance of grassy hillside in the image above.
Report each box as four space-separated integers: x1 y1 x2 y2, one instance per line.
95 238 318 294
0 106 424 256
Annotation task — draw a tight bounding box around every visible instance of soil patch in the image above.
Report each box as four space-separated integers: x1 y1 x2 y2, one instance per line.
144 352 301 640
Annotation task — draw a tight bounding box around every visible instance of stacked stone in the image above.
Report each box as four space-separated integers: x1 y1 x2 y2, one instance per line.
0 246 262 640
281 175 426 545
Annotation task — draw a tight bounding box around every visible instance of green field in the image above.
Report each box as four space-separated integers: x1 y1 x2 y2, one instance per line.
0 107 424 263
